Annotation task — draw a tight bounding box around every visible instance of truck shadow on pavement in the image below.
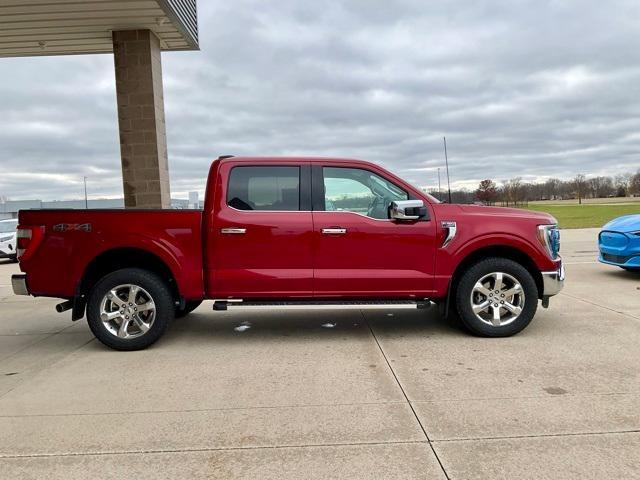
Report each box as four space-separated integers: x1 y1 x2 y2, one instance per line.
155 307 464 347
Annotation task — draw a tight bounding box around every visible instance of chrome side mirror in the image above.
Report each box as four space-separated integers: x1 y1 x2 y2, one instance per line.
389 200 426 221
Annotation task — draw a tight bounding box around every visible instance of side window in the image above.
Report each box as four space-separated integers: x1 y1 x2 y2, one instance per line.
323 167 408 219
227 166 300 211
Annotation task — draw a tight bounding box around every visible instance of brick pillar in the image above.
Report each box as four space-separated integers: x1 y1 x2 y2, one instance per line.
112 30 170 209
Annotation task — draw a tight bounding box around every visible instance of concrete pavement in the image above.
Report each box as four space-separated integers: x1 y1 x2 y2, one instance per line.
0 228 638 479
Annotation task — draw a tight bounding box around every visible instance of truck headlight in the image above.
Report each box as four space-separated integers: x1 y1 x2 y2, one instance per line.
537 224 560 260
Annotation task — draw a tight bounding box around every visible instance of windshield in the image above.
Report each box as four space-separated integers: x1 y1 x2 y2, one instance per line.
0 220 17 233
404 179 441 204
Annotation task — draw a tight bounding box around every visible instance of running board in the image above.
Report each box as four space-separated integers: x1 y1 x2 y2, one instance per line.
212 299 433 311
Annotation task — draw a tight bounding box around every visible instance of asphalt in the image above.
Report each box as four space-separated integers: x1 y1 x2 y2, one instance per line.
0 227 638 479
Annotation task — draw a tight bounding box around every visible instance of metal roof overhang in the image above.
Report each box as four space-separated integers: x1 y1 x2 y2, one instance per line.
0 0 199 57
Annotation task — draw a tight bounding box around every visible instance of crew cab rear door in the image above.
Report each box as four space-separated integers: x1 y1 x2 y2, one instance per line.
311 163 437 298
206 161 313 298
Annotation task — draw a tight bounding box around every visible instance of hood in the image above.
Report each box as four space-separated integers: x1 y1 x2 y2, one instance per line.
458 204 556 223
602 214 640 234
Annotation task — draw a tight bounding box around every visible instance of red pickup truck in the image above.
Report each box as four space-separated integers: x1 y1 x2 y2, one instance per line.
12 156 564 350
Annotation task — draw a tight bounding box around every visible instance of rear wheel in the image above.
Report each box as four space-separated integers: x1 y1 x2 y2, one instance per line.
455 257 538 337
175 300 203 318
86 268 174 350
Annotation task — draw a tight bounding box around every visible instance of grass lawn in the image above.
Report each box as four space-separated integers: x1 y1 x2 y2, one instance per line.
524 203 640 229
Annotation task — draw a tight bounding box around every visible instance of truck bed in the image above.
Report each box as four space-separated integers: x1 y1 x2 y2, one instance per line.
18 209 204 300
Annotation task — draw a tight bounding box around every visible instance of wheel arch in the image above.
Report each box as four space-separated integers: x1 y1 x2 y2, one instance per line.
74 247 181 319
444 245 544 319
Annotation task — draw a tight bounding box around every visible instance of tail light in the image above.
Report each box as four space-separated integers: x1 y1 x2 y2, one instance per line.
16 225 44 262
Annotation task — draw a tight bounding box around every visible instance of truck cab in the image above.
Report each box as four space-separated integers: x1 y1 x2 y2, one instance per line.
12 156 564 350
205 158 439 299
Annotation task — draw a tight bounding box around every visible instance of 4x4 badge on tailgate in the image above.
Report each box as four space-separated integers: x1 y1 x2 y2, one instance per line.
53 223 92 233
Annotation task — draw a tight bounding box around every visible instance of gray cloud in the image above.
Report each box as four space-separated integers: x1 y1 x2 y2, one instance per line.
0 0 639 200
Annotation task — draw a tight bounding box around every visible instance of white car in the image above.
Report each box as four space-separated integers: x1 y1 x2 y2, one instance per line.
0 219 18 262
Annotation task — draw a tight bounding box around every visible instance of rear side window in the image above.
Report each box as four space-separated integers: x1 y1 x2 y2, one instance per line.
227 166 300 211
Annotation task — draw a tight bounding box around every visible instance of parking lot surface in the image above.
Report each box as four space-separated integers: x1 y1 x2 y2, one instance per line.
0 228 638 479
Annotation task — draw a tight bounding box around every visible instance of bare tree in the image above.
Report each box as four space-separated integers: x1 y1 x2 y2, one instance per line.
588 176 614 199
573 174 586 204
502 177 523 206
542 178 562 200
614 173 632 197
630 170 640 196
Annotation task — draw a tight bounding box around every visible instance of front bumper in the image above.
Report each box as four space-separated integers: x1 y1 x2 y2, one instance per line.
541 263 565 297
11 274 29 296
598 251 640 269
598 230 640 268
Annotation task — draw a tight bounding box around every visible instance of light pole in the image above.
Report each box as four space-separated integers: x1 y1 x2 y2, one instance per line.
437 167 442 199
443 136 452 203
83 176 88 209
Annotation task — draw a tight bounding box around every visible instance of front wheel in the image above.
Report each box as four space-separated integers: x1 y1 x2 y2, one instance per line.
86 268 174 351
455 257 538 337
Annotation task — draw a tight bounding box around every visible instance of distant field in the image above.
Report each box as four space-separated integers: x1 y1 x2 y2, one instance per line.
523 202 640 229
529 197 640 205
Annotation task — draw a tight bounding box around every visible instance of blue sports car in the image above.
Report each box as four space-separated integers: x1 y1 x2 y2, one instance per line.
598 214 640 271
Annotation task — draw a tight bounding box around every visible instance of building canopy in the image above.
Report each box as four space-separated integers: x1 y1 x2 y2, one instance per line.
0 0 198 57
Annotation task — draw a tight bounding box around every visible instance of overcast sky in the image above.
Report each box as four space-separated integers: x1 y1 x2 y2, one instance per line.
1 0 639 200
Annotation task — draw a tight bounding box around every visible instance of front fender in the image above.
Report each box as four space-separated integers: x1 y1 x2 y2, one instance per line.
433 232 554 297
449 232 546 268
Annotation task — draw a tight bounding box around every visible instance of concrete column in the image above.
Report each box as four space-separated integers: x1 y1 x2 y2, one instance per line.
112 29 170 209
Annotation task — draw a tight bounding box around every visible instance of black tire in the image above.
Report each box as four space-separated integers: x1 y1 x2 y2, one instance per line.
86 268 174 351
622 267 640 273
175 300 203 318
455 257 538 337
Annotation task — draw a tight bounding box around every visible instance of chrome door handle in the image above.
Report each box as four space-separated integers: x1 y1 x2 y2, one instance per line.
220 228 246 234
322 228 347 235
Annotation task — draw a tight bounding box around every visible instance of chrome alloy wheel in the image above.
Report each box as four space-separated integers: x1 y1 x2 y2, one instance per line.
99 284 156 339
470 272 525 327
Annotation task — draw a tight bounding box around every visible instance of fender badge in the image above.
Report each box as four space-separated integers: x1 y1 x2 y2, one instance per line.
441 221 457 248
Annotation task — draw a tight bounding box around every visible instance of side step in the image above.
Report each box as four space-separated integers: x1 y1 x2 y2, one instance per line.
212 299 433 311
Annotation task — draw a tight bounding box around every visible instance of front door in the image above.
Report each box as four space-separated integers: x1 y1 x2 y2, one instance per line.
207 161 313 298
312 164 437 298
